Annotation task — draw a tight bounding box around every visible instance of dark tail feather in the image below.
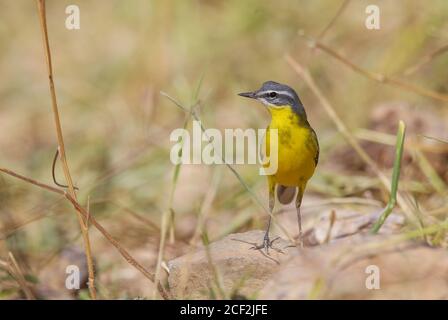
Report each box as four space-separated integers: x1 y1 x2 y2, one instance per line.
277 185 296 205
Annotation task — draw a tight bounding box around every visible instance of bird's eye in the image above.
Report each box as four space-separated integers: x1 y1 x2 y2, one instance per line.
269 92 277 98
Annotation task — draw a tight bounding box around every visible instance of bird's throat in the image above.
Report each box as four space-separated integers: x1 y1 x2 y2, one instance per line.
268 105 307 129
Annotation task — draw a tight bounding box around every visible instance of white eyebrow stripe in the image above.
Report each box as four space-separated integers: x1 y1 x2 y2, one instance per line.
257 90 295 99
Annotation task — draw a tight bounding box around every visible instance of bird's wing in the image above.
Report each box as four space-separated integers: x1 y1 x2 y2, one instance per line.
309 127 319 166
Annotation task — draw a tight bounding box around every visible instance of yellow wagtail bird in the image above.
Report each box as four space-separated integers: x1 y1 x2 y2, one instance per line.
238 81 319 252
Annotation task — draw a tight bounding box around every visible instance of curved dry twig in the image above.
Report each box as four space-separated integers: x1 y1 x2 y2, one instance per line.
0 167 171 300
298 31 448 103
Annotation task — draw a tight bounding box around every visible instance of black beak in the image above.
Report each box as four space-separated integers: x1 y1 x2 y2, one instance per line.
238 91 256 99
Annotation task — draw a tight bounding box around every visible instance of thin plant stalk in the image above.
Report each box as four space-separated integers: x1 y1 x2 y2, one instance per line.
8 252 36 300
371 121 406 233
297 31 448 103
413 149 447 195
317 0 350 40
35 0 96 299
421 134 448 144
0 167 170 299
403 43 448 76
152 96 197 299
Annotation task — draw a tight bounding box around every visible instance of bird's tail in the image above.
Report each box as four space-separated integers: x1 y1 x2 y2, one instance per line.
276 185 296 205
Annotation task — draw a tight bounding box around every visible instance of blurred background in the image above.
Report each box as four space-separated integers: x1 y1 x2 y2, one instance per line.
0 0 447 299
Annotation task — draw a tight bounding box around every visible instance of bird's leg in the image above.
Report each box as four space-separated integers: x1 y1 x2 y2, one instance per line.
296 187 304 248
262 215 277 252
250 181 276 254
296 207 303 248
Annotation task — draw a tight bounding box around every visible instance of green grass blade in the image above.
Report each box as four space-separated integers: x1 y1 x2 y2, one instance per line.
371 120 406 233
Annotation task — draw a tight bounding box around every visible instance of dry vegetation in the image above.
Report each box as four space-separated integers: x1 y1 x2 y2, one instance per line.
0 0 447 299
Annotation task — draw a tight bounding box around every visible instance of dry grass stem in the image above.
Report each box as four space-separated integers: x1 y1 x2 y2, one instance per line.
403 43 448 76
298 32 448 103
7 252 36 300
0 167 170 300
317 0 351 41
35 0 96 299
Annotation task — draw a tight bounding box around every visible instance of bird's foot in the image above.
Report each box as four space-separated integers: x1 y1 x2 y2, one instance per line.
250 236 282 255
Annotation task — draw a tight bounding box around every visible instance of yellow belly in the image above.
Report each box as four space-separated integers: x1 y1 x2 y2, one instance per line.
264 107 318 187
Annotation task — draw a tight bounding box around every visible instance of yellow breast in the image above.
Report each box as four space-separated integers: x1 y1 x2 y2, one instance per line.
264 106 318 187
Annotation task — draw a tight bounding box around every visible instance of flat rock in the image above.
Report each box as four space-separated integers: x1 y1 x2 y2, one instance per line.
305 210 404 245
259 235 448 299
167 230 295 299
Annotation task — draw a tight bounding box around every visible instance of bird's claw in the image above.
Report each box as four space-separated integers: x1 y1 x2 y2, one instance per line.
250 236 283 255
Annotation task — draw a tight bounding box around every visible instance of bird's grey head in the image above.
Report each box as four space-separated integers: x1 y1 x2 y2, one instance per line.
238 81 303 111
